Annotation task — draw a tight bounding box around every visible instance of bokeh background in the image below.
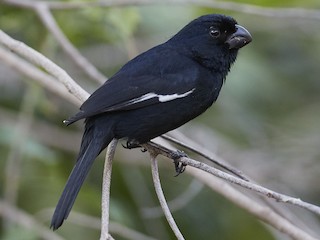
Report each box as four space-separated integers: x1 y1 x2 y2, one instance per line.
0 0 320 239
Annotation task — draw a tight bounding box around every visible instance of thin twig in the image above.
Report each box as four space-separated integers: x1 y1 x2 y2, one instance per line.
189 169 318 240
142 179 203 218
120 167 172 238
168 129 320 236
0 200 64 240
0 30 89 102
144 142 320 216
181 157 320 215
100 140 118 240
35 4 107 84
107 235 115 240
37 209 156 240
161 134 249 181
144 142 319 240
109 222 157 240
3 0 320 21
149 155 185 240
0 46 81 106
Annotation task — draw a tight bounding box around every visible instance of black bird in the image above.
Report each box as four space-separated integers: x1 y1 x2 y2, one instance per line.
51 14 252 230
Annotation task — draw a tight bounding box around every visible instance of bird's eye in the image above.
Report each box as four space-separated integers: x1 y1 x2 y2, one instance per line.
209 27 220 38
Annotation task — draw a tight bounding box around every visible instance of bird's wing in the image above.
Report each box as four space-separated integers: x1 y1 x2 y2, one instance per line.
65 73 196 125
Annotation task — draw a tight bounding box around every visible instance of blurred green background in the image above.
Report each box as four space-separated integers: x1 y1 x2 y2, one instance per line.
0 0 320 239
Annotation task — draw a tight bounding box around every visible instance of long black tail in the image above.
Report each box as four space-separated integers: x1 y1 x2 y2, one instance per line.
51 119 114 230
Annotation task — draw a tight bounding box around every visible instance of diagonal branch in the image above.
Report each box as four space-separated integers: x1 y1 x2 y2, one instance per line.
161 134 249 180
0 30 89 103
144 141 320 217
163 130 320 236
144 142 319 240
0 200 63 240
0 45 81 106
189 169 318 240
3 0 320 21
35 4 107 84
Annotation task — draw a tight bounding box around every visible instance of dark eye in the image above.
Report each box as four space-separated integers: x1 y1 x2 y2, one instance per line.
209 27 220 38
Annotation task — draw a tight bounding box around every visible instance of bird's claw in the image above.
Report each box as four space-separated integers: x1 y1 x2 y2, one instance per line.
122 139 141 149
174 161 186 177
122 139 147 152
171 150 188 176
141 148 147 152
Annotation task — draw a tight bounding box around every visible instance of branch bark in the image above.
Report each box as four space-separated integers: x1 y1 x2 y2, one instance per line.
150 155 185 240
0 30 89 103
143 142 319 240
3 0 320 20
0 46 81 106
189 169 318 240
144 142 320 216
100 140 118 240
35 4 107 84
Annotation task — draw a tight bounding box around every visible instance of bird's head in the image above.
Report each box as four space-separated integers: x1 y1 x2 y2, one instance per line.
169 14 252 72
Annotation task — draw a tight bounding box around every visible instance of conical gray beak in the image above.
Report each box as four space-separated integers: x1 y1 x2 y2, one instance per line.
225 24 252 49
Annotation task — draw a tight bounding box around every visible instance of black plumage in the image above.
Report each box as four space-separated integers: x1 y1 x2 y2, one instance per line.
51 14 252 230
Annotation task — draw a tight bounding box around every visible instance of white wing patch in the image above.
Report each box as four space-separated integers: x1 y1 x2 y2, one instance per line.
132 88 195 104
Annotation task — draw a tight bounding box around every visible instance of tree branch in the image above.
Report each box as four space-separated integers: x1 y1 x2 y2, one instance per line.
189 169 318 240
3 0 320 21
0 200 63 240
149 155 185 240
0 46 81 106
142 179 203 218
144 142 319 240
162 134 249 180
37 209 157 240
0 30 89 103
100 140 118 240
35 4 107 84
144 142 320 216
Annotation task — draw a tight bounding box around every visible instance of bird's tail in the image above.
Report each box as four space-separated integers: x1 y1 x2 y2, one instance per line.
51 118 114 230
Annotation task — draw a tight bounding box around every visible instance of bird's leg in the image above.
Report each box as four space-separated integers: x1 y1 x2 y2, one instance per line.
170 150 188 176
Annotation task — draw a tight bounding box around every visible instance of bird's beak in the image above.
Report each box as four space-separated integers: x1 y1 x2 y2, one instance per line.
226 24 252 49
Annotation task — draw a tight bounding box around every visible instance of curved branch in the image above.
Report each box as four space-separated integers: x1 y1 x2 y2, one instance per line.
150 155 185 240
144 142 319 240
142 179 203 218
100 140 118 240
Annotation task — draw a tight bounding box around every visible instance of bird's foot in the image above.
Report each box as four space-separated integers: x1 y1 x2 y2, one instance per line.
122 139 141 149
170 150 188 176
122 139 147 152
